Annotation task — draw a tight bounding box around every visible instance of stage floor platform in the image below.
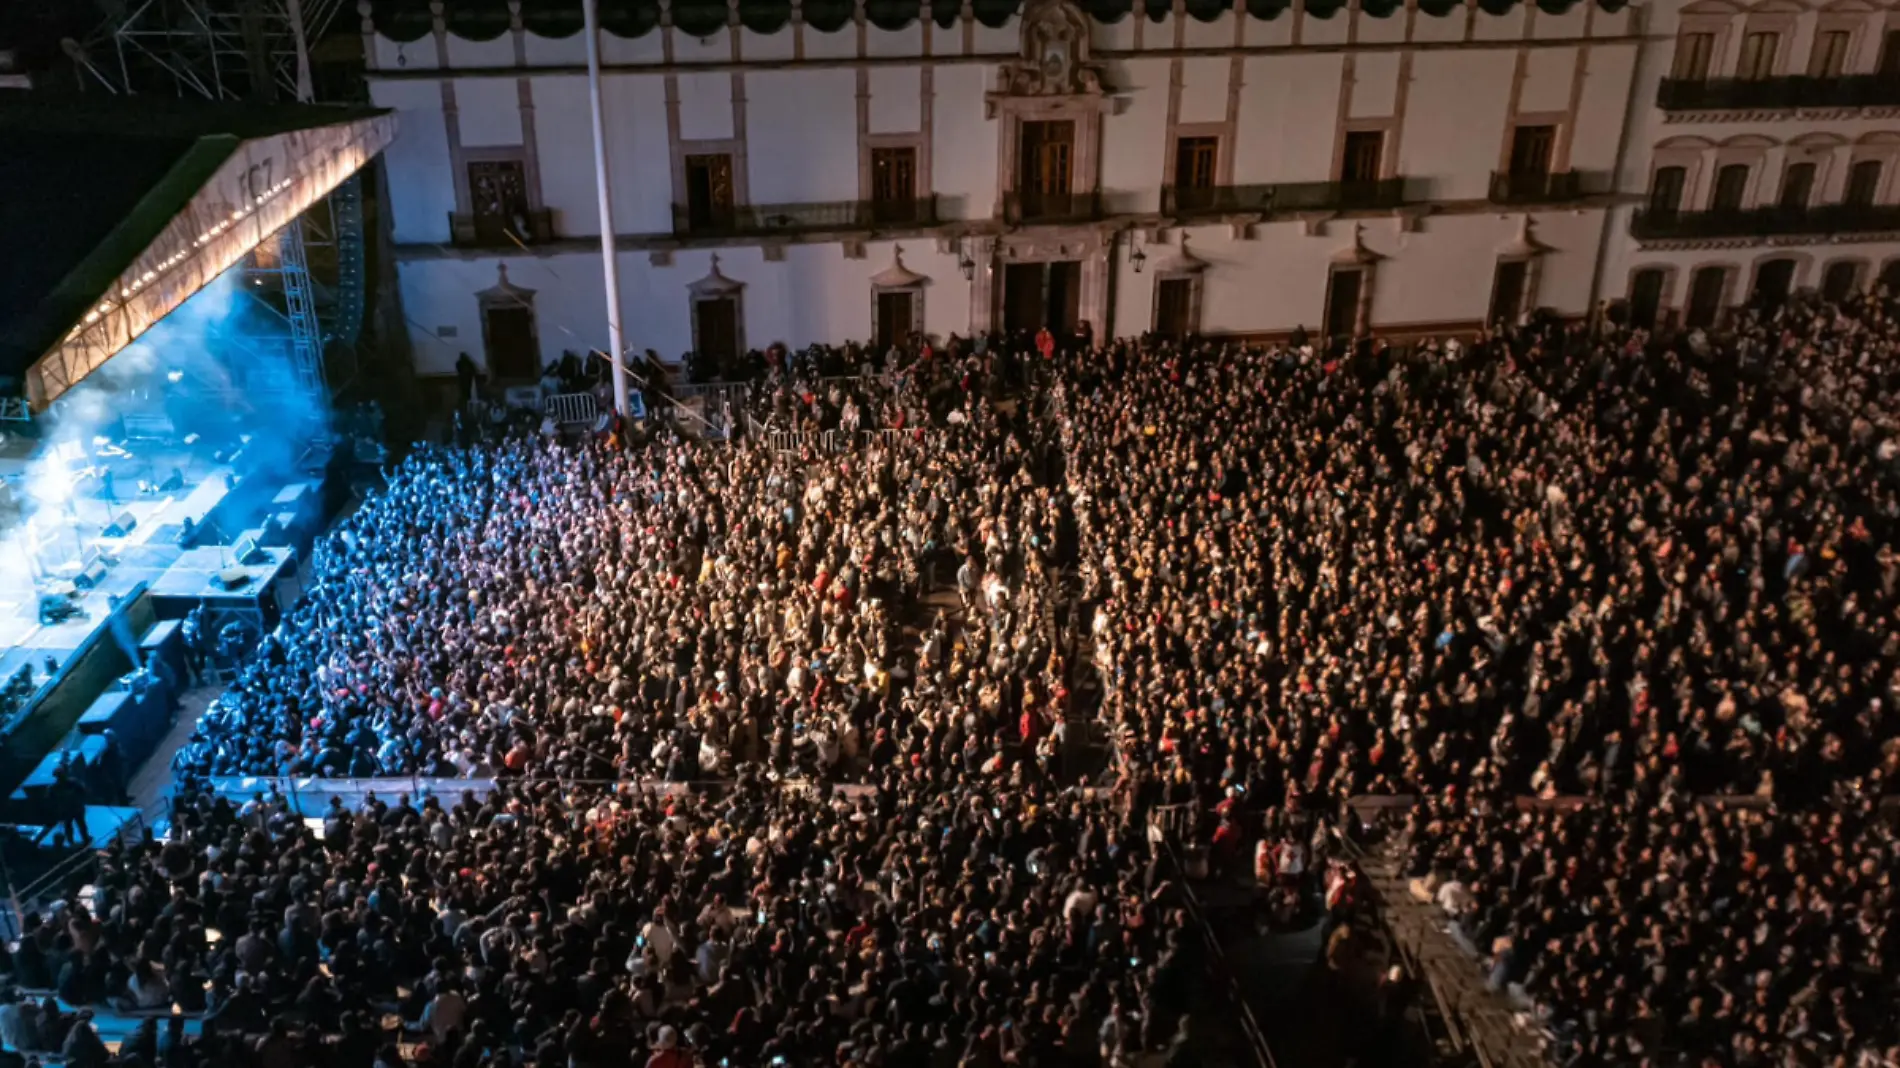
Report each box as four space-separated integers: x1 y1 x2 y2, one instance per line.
0 440 292 669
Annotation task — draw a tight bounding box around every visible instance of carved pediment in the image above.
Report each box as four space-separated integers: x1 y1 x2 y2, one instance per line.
989 0 1106 103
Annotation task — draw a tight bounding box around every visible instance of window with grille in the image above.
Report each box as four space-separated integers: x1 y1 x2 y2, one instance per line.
468 160 530 244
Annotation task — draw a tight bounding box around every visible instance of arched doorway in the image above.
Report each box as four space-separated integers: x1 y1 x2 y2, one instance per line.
1686 266 1727 328
1822 260 1862 303
1629 268 1667 329
1752 258 1797 309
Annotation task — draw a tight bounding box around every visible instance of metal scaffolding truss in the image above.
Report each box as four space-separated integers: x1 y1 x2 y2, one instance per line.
67 0 350 104
62 0 370 403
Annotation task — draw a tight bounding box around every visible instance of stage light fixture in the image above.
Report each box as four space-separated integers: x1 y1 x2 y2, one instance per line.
167 370 185 383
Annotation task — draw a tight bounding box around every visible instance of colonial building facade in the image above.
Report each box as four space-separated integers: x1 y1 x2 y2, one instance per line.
360 0 1900 376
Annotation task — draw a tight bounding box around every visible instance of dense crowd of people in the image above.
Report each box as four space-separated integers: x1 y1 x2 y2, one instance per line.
5 278 1900 1067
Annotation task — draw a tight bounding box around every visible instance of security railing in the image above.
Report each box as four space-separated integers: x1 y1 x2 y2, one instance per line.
677 197 939 237
1631 202 1900 240
1658 74 1900 111
448 207 554 248
1488 169 1585 204
1161 178 1408 217
544 390 601 428
1003 189 1103 224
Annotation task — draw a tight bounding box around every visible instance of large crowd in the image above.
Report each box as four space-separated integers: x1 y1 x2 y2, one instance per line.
2 279 1899 1068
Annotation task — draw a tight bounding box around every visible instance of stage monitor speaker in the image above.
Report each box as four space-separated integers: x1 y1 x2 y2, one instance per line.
74 559 113 591
159 468 186 493
234 536 265 566
38 594 82 625
215 567 250 590
103 511 138 538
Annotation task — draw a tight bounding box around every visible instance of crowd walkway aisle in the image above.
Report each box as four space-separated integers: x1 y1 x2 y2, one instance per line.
1358 847 1546 1068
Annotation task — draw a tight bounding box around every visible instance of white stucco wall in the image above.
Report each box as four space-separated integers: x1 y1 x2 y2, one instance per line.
398 241 973 375
368 79 456 245
367 0 1900 368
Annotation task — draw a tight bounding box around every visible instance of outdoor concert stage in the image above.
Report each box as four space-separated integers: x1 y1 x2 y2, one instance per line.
0 93 396 811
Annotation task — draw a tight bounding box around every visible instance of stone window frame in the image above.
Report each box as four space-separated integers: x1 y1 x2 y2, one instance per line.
1808 10 1868 76
1333 118 1400 183
1149 251 1206 336
1497 113 1570 179
1626 264 1682 325
475 265 539 377
861 133 930 206
1843 132 1900 204
671 137 751 232
1779 133 1847 208
1735 6 1800 78
1162 122 1234 191
1749 250 1813 297
687 258 748 362
1708 136 1774 210
455 145 544 223
1649 137 1713 212
1686 261 1744 327
1674 3 1739 79
1819 255 1871 299
990 94 1112 216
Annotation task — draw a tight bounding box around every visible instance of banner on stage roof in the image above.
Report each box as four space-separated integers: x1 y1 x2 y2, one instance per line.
26 111 399 411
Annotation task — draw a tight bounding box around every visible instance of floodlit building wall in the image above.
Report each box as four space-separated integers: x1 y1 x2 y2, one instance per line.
364 0 1900 378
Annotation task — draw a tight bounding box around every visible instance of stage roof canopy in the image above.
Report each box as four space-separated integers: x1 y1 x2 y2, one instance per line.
0 95 396 411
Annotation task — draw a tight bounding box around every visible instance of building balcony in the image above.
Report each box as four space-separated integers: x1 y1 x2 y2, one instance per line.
1489 170 1585 205
1657 75 1900 111
448 208 554 248
1160 178 1408 218
677 197 940 237
1630 202 1900 241
1003 190 1103 225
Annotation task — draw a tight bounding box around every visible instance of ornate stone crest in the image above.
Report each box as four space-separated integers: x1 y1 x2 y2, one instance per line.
988 0 1106 109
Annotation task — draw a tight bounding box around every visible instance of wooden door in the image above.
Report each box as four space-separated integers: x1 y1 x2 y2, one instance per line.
871 147 918 224
1628 268 1666 330
1822 261 1860 303
1048 261 1081 333
1173 136 1218 211
1753 259 1797 307
685 154 735 231
1686 266 1726 328
1003 263 1045 334
875 290 914 349
468 160 529 245
1019 121 1075 216
1489 259 1529 328
695 297 739 364
483 305 539 380
1154 277 1194 338
1325 268 1364 339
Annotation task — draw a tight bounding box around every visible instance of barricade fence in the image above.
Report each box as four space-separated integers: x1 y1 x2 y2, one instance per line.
544 390 600 427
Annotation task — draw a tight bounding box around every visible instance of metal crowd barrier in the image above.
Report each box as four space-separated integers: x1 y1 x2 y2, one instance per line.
545 391 601 427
